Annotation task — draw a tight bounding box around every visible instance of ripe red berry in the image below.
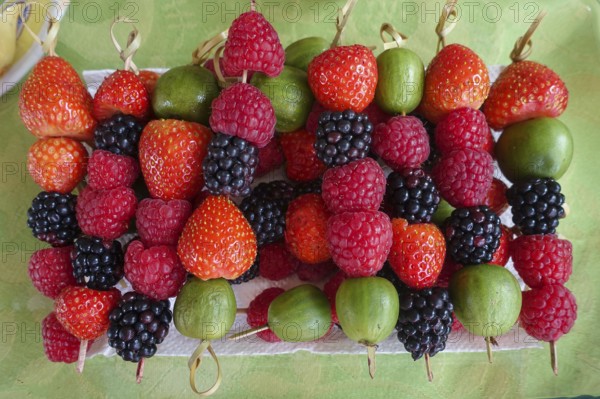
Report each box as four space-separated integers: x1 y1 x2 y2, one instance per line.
322 158 386 214
372 115 430 170
483 178 509 215
28 246 78 299
434 107 493 155
124 240 187 300
280 130 327 182
256 137 284 177
258 242 299 281
43 312 92 363
432 148 494 207
326 210 392 277
305 102 327 134
247 287 286 343
520 284 577 342
511 234 573 288
285 194 331 264
323 271 347 324
93 70 150 121
135 198 192 247
87 150 139 190
296 260 337 282
490 225 512 266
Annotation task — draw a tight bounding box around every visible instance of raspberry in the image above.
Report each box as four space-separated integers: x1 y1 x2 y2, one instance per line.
76 186 137 241
322 158 386 213
87 150 139 190
27 191 80 246
372 115 430 170
280 130 327 182
135 198 192 247
323 271 348 324
209 83 275 147
305 102 327 134
72 236 124 291
255 138 284 177
28 247 78 299
385 168 440 223
434 107 493 155
297 260 337 282
362 102 391 127
42 312 91 363
223 11 285 77
435 258 463 289
258 242 299 281
94 114 143 157
490 225 512 266
432 148 494 208
326 210 392 277
247 287 286 343
511 235 572 288
124 240 187 300
507 178 565 235
285 194 331 264
483 178 509 215
520 284 577 342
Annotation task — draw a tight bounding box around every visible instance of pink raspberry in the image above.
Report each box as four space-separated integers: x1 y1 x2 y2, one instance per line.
324 271 348 324
223 11 285 77
87 150 139 190
76 186 137 240
28 246 78 299
322 158 386 213
511 235 573 288
124 240 187 300
247 287 286 343
209 83 275 148
43 312 92 363
362 102 391 127
434 107 494 155
372 115 430 170
306 102 327 134
297 260 338 282
520 284 577 342
327 210 393 277
255 137 284 177
258 242 299 281
136 198 192 247
432 148 494 207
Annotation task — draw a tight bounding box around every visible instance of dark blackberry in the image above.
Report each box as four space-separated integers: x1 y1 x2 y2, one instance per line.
396 287 454 360
94 114 143 157
377 262 406 292
27 191 80 246
507 177 565 235
413 114 438 171
314 110 373 166
385 169 440 223
203 133 259 197
444 206 501 265
229 253 260 285
240 187 289 246
253 180 295 202
71 236 124 290
294 178 322 197
107 292 172 363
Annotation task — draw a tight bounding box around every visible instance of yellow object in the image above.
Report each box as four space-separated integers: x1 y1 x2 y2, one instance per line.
0 3 24 75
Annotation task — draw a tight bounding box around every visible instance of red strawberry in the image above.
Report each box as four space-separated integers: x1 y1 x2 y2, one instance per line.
93 70 150 121
285 194 331 264
138 70 160 97
419 44 490 123
308 45 378 112
490 225 512 266
27 137 88 194
388 218 446 289
280 130 327 182
178 195 257 280
256 137 284 177
483 61 568 130
19 56 96 140
483 178 509 215
55 286 121 340
139 120 212 200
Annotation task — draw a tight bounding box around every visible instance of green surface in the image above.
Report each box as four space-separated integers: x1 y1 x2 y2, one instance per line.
1 0 599 397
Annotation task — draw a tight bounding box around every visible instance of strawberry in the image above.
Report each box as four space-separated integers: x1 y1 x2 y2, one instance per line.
139 120 212 200
138 70 160 97
19 56 96 141
308 45 378 112
482 178 509 215
54 286 121 340
279 130 327 182
490 225 512 266
27 137 88 194
177 195 257 280
419 44 490 123
483 61 568 130
388 218 446 289
285 194 331 264
93 70 150 121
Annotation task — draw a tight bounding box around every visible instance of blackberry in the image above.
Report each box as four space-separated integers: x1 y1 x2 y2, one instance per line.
385 169 440 223
294 178 322 197
27 191 80 246
94 114 143 157
229 253 260 285
396 287 454 360
203 133 259 197
240 184 291 246
444 206 501 265
413 114 438 171
253 180 295 202
71 236 124 290
376 262 406 292
507 178 565 235
315 110 373 166
107 292 172 363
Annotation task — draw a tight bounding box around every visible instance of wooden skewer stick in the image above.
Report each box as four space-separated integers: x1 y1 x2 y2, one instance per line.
485 337 493 363
76 339 88 373
228 325 269 341
550 340 558 376
424 353 433 382
136 358 145 384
